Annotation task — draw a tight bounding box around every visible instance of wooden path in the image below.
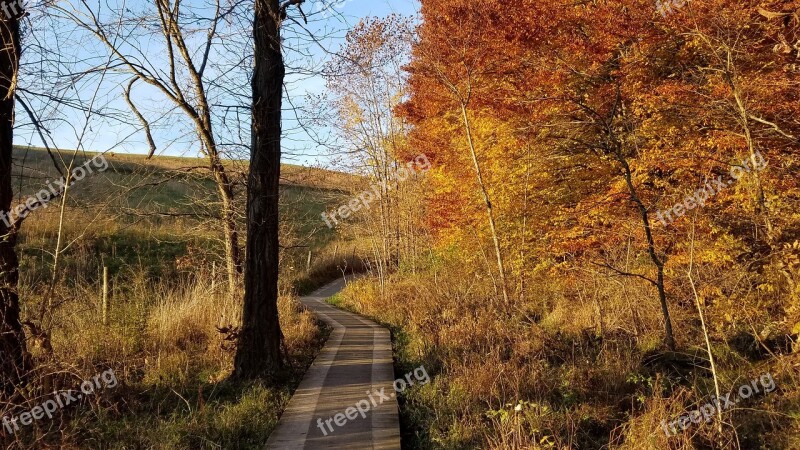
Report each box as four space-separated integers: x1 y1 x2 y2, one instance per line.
265 278 401 449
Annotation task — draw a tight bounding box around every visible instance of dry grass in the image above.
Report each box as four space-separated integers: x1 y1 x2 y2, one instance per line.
333 255 800 449
2 263 329 449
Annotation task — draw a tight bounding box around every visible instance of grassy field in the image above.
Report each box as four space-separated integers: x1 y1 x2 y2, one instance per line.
11 147 357 288
2 147 360 449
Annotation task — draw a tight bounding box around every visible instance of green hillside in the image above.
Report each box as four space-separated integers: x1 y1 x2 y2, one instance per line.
11 147 353 288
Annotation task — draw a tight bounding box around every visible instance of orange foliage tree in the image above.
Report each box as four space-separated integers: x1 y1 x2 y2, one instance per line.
400 0 800 348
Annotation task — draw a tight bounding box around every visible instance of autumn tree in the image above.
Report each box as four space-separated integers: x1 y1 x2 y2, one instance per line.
401 0 682 345
650 0 800 339
333 0 800 445
320 16 415 287
401 1 524 305
670 0 799 246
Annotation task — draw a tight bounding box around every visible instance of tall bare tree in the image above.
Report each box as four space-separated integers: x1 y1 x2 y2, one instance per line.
0 7 30 397
61 0 246 293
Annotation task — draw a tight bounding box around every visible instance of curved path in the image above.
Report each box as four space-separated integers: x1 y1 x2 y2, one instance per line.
266 278 401 450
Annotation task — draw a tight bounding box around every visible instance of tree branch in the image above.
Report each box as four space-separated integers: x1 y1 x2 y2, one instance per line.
591 260 658 287
123 79 158 159
748 114 797 141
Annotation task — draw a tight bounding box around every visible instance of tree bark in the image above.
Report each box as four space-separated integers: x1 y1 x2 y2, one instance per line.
0 12 30 397
233 0 284 379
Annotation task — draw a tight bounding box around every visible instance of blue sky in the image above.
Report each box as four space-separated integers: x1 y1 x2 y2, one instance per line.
15 0 419 167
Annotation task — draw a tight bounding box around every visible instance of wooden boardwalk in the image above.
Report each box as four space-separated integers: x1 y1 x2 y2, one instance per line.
265 278 401 450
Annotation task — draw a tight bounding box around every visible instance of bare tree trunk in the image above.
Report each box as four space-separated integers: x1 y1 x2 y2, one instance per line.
233 0 284 379
460 103 510 305
616 152 676 351
209 160 242 293
519 152 531 304
595 89 675 351
79 0 246 294
687 217 723 434
726 69 773 241
0 12 30 397
392 161 401 268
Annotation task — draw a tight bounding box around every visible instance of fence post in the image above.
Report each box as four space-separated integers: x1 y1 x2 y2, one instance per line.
102 266 109 326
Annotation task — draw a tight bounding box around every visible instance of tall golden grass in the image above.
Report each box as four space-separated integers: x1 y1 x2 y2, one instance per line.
334 255 800 449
